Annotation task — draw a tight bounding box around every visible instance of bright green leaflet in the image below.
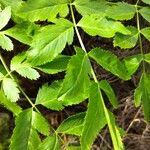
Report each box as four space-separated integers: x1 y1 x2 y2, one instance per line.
73 0 107 16
139 7 150 23
106 2 136 20
37 134 60 150
58 47 91 106
36 55 70 74
0 33 13 51
89 48 130 80
81 82 106 150
0 91 22 116
144 53 150 63
27 19 74 66
2 78 20 102
57 112 85 136
17 0 69 22
0 6 11 30
114 26 139 49
10 109 41 150
11 52 40 80
141 27 150 41
35 81 64 111
78 15 130 38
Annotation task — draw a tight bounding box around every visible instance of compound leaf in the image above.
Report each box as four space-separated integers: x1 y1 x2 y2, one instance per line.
141 27 150 41
27 19 74 66
0 33 13 51
35 81 64 111
106 2 136 20
11 52 40 80
89 48 130 80
139 7 150 23
2 78 20 102
17 0 69 22
78 15 130 38
0 90 22 116
81 82 106 150
58 47 91 106
0 6 11 30
114 26 138 49
57 112 85 136
36 55 70 74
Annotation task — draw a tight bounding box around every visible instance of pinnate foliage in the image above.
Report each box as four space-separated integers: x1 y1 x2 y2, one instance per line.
0 0 150 150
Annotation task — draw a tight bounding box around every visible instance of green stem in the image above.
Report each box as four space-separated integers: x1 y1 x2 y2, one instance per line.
0 53 39 112
135 3 145 72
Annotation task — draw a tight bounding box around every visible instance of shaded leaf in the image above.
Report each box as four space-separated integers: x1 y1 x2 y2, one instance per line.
142 0 150 5
38 134 60 150
36 55 70 74
35 81 64 111
106 2 136 20
0 90 22 116
99 80 118 108
17 0 69 22
58 47 91 106
27 19 74 66
141 27 150 41
2 78 20 102
11 53 40 80
114 26 138 49
78 15 130 38
81 82 106 150
57 112 85 136
4 22 40 45
0 6 11 30
139 7 150 23
0 33 13 51
89 48 130 80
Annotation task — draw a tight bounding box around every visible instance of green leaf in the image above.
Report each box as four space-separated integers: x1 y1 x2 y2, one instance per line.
141 27 150 41
0 90 22 116
2 78 20 102
139 7 150 23
57 112 85 136
36 55 70 74
144 53 150 63
73 0 107 16
4 22 40 45
89 48 130 80
58 47 91 106
123 54 143 76
17 0 69 22
0 72 4 81
32 111 50 136
0 6 11 30
10 109 41 150
142 0 150 5
106 2 136 20
38 134 60 150
78 15 130 38
35 81 64 111
27 19 74 66
0 33 13 51
114 26 138 49
141 73 150 123
81 83 106 150
11 53 40 80
99 80 118 108
67 146 81 150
